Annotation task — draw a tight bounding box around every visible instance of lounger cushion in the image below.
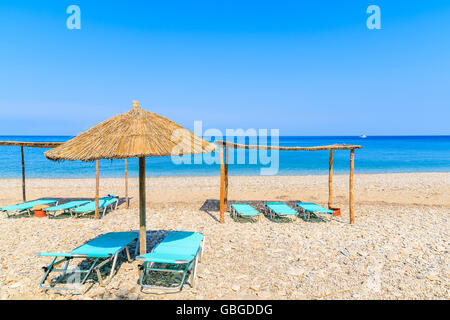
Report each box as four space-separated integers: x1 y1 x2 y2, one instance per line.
231 204 259 216
296 202 334 214
1 199 58 212
138 231 203 263
157 231 203 250
265 202 298 216
44 200 91 212
41 232 138 258
138 252 195 264
71 197 118 213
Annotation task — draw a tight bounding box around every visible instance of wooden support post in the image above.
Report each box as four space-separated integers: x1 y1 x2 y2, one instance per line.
349 149 355 224
224 147 229 209
219 146 225 223
95 160 100 219
139 157 147 254
21 146 26 202
328 150 333 209
125 159 129 209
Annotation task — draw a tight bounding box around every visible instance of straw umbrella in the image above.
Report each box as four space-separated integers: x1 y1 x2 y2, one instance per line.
45 101 216 254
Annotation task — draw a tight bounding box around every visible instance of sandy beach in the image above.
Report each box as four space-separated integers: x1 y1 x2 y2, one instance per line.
0 172 448 300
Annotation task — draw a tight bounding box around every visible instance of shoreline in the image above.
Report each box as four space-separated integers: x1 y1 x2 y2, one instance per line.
2 170 450 180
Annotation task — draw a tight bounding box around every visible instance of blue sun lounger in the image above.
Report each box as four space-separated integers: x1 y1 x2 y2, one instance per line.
39 232 138 292
296 202 334 221
44 200 91 218
1 199 58 217
136 231 205 293
264 202 298 220
231 203 260 220
71 195 119 218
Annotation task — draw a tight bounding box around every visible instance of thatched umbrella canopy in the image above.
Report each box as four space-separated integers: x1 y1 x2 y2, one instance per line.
45 100 216 254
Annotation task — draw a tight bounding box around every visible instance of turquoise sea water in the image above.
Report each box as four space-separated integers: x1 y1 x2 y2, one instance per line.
0 136 449 178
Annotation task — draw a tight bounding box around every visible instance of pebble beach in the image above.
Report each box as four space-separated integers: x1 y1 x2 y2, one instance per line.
0 172 448 300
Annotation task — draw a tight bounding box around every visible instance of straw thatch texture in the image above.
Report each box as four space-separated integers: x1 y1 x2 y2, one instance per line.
45 101 216 162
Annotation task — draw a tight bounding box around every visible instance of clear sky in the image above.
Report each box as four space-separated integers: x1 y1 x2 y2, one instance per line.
0 1 449 136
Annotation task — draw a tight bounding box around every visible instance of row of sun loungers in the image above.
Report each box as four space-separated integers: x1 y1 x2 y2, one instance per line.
1 195 119 218
0 199 59 217
39 231 204 294
232 201 334 221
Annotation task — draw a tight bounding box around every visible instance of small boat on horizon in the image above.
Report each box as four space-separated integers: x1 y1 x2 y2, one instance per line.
360 134 367 138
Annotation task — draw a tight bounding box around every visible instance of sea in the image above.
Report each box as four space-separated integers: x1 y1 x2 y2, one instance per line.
0 136 449 178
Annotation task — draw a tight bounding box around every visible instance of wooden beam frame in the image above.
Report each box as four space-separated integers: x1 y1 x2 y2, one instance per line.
0 141 63 148
0 141 64 203
217 141 361 224
216 140 362 151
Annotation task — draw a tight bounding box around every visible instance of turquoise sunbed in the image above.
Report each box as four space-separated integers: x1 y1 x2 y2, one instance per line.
231 203 260 221
1 199 58 218
296 202 334 221
44 200 91 218
136 231 205 293
264 202 298 220
70 195 119 218
39 232 138 292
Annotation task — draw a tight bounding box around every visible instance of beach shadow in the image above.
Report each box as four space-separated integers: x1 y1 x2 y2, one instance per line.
199 199 221 223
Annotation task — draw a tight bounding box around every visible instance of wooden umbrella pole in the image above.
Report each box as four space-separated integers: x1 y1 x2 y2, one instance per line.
139 157 147 254
125 158 129 209
328 150 333 208
349 150 355 224
21 146 26 202
224 147 229 210
219 146 225 223
95 160 100 219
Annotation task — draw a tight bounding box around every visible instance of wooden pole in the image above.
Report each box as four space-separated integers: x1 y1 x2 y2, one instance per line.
349 150 355 224
21 146 26 202
224 147 229 209
95 160 100 219
219 146 225 223
328 150 333 209
125 159 129 209
139 157 147 254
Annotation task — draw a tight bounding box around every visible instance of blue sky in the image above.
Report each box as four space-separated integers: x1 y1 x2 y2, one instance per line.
0 0 449 136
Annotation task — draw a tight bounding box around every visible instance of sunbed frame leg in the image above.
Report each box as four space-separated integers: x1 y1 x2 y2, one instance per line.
191 254 199 288
199 238 205 262
110 254 119 279
40 257 58 288
135 240 139 257
125 246 131 262
62 260 70 277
